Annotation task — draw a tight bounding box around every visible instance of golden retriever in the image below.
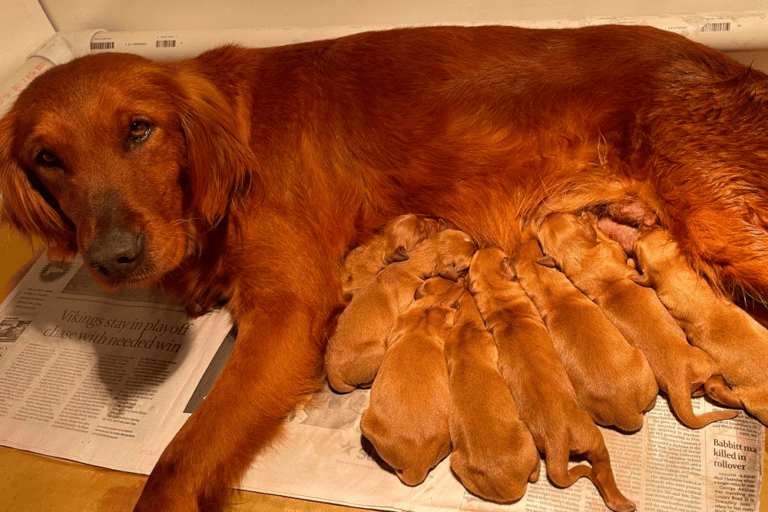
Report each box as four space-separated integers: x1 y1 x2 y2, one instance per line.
325 229 474 392
536 212 740 428
2 25 768 510
514 237 657 431
468 247 635 512
359 276 463 486
634 229 767 424
445 286 540 503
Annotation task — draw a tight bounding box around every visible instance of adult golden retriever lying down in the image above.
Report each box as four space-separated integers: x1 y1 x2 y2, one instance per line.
1 24 766 511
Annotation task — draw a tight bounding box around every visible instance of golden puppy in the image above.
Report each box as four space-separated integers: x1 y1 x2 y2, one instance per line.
340 214 441 297
468 247 635 512
537 213 739 428
326 229 476 392
444 286 540 504
633 229 766 424
360 276 464 486
514 238 657 432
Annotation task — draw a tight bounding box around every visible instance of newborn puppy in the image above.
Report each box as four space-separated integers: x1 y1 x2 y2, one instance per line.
360 277 464 486
537 213 739 428
633 229 766 424
445 284 540 504
340 214 441 297
469 247 635 512
326 229 476 392
514 237 657 432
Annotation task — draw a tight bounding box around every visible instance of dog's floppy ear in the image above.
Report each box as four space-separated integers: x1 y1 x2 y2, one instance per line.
167 66 260 225
414 280 428 301
583 222 598 243
438 263 463 281
384 246 409 264
501 257 517 280
536 255 558 268
449 287 465 310
0 115 77 260
631 273 654 288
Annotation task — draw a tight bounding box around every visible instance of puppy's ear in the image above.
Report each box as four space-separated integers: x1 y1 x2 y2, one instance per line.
168 66 260 225
449 290 464 310
438 263 461 281
536 255 558 268
501 257 517 280
384 246 409 264
583 222 598 243
414 280 427 301
0 116 77 260
631 273 653 287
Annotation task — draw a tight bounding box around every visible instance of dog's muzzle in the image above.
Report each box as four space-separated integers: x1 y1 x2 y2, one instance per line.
86 227 145 279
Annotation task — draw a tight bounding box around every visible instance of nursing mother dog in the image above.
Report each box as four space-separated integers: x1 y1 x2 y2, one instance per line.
1 24 767 511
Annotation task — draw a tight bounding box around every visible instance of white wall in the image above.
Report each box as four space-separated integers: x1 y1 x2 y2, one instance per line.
3 0 768 89
0 1 52 82
35 0 768 32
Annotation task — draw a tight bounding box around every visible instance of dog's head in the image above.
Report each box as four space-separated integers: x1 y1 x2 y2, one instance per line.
466 246 514 294
631 229 686 288
380 214 441 263
414 275 465 306
429 229 477 275
534 212 600 273
0 51 257 290
412 276 464 328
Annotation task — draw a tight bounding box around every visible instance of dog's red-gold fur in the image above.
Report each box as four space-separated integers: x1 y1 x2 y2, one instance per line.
2 25 767 511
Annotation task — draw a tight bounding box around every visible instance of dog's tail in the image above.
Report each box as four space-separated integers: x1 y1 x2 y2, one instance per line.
581 443 637 512
549 459 636 512
668 380 740 428
544 430 635 512
704 375 744 408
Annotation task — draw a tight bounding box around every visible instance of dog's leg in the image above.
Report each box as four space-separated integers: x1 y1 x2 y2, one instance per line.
132 295 328 512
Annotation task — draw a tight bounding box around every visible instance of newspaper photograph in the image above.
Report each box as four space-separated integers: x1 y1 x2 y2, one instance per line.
0 254 763 511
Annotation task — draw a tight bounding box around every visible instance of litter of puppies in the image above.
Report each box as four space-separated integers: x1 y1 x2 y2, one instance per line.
327 213 764 511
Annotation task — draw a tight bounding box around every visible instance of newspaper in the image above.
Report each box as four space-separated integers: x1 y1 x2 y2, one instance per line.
242 385 764 512
0 254 235 473
0 253 764 511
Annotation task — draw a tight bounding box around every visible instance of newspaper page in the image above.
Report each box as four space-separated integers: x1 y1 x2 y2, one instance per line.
0 253 234 473
241 386 764 512
0 254 763 511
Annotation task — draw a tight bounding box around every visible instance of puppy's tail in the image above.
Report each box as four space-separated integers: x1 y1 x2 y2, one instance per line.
668 381 739 429
546 441 590 488
587 444 637 512
554 462 591 487
549 460 636 512
704 375 744 408
545 435 635 512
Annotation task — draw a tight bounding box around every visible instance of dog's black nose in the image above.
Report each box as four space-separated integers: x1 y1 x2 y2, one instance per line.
87 228 145 278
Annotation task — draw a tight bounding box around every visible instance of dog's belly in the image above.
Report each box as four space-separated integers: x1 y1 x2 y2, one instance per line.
363 153 657 253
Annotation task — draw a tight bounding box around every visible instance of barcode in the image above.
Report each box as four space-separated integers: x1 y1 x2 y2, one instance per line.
156 40 177 48
90 42 115 50
701 22 731 32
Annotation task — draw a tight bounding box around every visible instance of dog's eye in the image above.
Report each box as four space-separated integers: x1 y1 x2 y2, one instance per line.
35 150 61 168
128 121 152 143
